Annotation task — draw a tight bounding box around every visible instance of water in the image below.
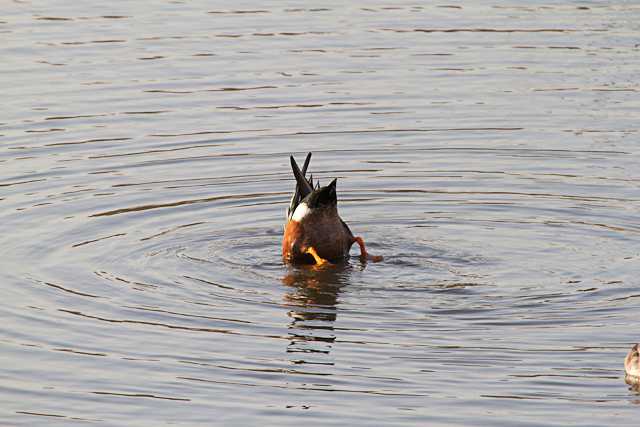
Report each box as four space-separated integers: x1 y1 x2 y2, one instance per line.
2 1 639 425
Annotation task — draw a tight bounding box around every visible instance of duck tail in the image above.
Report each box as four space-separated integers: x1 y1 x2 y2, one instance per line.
287 152 313 220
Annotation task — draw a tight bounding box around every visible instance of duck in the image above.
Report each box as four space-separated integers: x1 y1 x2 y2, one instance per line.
625 343 640 385
282 152 382 265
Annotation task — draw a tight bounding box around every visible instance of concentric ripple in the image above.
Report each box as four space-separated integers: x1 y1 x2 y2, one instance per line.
2 1 640 426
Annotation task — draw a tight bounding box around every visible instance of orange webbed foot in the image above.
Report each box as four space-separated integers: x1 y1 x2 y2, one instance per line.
305 246 330 266
354 236 383 263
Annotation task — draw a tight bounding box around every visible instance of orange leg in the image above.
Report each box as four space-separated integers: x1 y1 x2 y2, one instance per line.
353 236 383 262
305 246 330 266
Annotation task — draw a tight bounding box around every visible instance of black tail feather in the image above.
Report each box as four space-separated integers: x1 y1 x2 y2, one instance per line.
287 153 313 220
301 152 311 178
291 154 313 197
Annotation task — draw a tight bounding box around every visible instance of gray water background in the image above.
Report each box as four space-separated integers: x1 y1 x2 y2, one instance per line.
2 1 640 426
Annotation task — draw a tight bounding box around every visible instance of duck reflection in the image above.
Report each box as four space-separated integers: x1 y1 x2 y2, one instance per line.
282 263 354 359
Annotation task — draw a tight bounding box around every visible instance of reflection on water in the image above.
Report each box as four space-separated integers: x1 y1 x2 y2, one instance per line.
283 265 352 358
2 1 640 426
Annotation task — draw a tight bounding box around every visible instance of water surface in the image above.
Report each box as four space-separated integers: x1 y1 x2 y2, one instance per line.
2 1 640 426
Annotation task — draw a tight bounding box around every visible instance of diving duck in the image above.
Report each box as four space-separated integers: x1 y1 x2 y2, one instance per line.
282 153 381 265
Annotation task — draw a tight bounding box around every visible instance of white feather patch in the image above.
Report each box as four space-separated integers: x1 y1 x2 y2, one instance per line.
291 202 311 222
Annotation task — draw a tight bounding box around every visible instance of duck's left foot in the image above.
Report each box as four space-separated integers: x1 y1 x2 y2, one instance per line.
354 236 383 262
305 246 330 266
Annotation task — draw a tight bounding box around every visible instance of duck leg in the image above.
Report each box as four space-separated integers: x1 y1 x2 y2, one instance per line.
353 236 383 262
305 246 330 266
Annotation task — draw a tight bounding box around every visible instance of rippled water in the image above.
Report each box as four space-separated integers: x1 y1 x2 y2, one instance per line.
2 1 640 426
